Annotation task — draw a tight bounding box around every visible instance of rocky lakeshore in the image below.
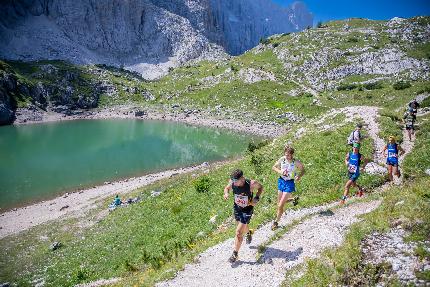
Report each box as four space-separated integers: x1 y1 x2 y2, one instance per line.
12 105 287 138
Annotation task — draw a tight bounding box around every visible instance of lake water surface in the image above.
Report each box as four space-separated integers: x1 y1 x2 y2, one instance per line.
0 119 256 209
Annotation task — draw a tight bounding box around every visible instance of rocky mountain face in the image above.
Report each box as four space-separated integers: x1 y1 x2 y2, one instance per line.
1 17 429 126
209 0 313 55
0 0 312 79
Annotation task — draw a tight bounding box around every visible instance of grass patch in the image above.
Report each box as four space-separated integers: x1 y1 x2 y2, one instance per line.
378 109 403 144
403 114 430 179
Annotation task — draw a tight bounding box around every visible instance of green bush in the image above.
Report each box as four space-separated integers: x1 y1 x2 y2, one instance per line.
259 37 270 45
392 81 411 90
337 83 357 91
347 37 359 43
193 176 211 193
363 81 383 90
249 152 264 175
247 140 268 153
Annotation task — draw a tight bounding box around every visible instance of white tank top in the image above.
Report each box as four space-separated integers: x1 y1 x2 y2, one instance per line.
280 157 296 181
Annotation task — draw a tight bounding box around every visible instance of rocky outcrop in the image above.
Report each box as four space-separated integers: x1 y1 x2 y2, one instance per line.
0 0 312 79
0 72 16 125
209 0 312 55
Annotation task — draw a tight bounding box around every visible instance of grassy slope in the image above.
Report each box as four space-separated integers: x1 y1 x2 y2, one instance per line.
287 114 430 286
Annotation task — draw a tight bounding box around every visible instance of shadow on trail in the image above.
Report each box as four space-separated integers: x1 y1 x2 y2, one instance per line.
318 209 334 216
261 247 303 264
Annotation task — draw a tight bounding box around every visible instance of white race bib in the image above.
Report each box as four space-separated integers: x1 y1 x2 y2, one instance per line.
281 160 295 180
348 164 357 173
388 152 397 158
234 194 249 208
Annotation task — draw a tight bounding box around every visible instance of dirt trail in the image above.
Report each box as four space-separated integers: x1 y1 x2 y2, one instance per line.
157 200 381 287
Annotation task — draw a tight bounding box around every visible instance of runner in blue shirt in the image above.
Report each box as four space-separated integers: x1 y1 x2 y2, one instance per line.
341 143 370 204
382 136 405 181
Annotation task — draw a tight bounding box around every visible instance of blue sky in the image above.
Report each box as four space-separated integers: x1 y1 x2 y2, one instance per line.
273 0 430 24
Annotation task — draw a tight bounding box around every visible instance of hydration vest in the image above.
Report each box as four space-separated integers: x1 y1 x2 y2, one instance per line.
232 179 253 209
348 152 361 174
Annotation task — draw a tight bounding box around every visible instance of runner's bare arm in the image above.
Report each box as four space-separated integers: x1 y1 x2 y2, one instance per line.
272 160 282 175
382 145 387 156
295 160 305 181
223 181 232 200
399 145 405 155
250 180 263 205
345 152 350 166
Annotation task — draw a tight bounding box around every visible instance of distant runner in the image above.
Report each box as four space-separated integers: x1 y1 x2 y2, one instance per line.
341 142 370 204
223 169 263 263
408 99 420 116
271 146 305 230
347 123 364 146
383 136 405 181
403 110 416 141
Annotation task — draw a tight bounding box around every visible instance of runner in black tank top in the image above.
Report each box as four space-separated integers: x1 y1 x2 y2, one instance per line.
224 169 264 263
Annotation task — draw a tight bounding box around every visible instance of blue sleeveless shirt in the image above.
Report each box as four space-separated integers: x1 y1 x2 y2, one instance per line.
348 152 361 175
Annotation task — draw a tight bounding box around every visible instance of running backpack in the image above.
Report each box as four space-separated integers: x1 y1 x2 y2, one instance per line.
347 131 354 145
347 130 361 145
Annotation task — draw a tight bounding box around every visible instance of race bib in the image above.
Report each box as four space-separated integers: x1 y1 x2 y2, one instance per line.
388 152 398 158
281 162 295 180
234 194 249 208
348 164 357 173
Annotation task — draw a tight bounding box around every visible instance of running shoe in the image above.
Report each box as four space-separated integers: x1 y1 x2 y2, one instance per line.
293 196 300 206
245 229 254 244
271 221 279 231
228 251 238 263
340 195 347 204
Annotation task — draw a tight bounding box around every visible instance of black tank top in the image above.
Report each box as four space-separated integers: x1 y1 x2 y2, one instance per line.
232 179 253 210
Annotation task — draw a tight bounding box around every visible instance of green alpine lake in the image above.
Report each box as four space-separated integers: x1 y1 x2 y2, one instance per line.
0 119 256 210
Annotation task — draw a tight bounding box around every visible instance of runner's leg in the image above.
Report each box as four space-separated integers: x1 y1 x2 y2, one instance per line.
275 192 292 222
234 222 247 253
387 165 393 181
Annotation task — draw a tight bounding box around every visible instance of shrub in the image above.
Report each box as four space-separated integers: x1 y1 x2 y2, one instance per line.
392 81 411 90
247 140 269 153
193 176 211 193
259 37 270 45
337 83 357 91
249 152 265 175
363 81 383 90
347 37 359 43
272 42 279 48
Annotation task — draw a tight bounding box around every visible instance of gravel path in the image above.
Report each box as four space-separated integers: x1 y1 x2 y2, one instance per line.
157 200 381 287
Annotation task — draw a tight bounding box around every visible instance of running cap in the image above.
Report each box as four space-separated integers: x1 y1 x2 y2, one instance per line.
231 169 243 182
356 123 363 128
353 142 360 148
